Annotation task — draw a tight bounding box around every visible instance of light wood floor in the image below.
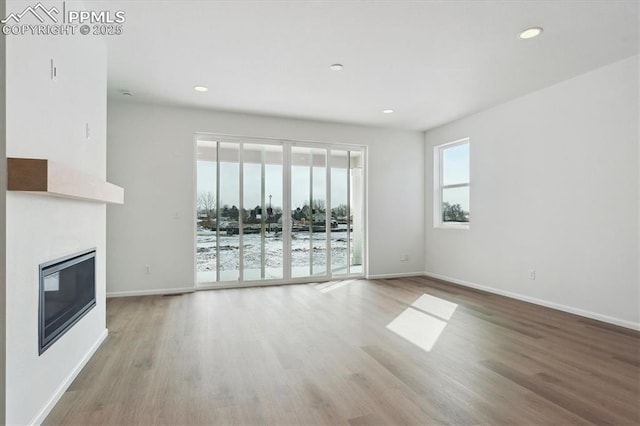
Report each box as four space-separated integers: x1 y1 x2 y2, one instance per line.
45 277 640 425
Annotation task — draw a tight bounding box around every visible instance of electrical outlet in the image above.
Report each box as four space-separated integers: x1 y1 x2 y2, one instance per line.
145 265 151 274
400 254 409 262
528 269 536 280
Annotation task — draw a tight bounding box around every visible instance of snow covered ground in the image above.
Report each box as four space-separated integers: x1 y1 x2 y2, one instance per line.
196 229 361 283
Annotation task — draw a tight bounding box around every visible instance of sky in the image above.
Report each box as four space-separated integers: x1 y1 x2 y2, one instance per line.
441 142 470 211
197 162 349 211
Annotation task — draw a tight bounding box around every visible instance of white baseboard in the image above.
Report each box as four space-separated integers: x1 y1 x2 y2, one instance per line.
106 287 195 298
423 271 640 331
30 329 108 426
367 271 425 280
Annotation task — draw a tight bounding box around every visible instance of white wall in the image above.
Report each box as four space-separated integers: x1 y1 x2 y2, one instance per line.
0 0 6 421
5 1 108 423
106 102 424 295
425 55 640 329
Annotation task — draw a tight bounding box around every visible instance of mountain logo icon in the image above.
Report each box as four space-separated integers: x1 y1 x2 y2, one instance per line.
1 2 59 24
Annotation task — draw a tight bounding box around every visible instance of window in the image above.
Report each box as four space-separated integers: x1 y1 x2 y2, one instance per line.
434 138 470 228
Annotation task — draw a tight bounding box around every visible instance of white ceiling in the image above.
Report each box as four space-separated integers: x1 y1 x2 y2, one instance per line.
99 0 639 131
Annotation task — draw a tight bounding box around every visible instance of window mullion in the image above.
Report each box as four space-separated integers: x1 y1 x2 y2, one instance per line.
238 143 244 282
283 143 292 280
326 149 331 278
442 183 470 190
216 142 221 283
346 151 351 275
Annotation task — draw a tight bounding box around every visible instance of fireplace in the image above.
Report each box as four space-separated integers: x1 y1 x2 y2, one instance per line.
39 249 96 354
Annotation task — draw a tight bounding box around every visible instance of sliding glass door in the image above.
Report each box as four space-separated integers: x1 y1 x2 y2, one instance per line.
329 150 364 276
196 136 365 286
290 146 328 278
242 143 284 281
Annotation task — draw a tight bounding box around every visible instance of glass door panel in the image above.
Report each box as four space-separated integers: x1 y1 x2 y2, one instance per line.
242 144 284 281
242 144 263 281
291 147 312 278
290 147 328 278
311 150 327 276
196 141 217 284
350 150 364 274
330 150 349 276
264 145 284 279
218 143 240 282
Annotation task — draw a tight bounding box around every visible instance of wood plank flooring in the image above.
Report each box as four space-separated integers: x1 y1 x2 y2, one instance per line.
44 277 640 425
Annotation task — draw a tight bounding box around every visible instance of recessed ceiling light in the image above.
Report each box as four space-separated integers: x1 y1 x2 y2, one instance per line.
519 27 543 39
194 85 209 92
329 64 343 71
383 109 394 114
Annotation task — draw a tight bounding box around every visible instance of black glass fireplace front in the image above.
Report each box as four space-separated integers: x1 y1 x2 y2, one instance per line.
39 249 96 354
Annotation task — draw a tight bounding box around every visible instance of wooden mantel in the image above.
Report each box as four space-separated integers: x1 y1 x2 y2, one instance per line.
7 157 124 204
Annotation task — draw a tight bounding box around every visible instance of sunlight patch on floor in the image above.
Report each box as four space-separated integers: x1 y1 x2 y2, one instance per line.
411 293 458 320
386 293 458 352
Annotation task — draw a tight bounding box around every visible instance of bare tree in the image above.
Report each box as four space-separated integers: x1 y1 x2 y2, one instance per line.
331 203 348 219
198 191 216 218
312 198 325 212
